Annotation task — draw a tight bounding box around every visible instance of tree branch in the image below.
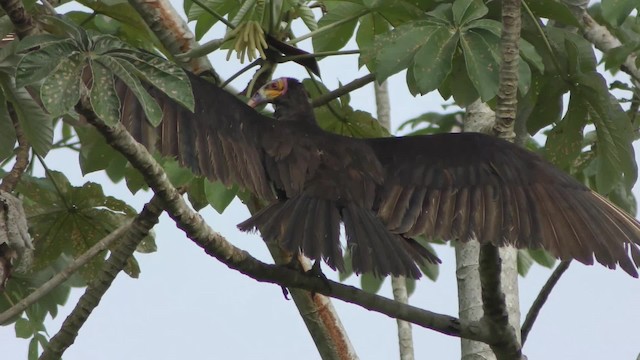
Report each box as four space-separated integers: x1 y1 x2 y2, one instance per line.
126 0 216 78
0 0 37 38
39 195 164 360
311 74 375 108
76 98 495 344
521 261 571 344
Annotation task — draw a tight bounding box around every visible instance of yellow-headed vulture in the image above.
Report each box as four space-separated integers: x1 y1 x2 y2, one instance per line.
120 74 640 279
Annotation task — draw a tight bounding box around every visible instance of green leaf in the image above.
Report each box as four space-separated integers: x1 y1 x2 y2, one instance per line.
528 248 556 268
338 253 354 281
365 21 442 82
77 126 127 175
412 27 458 94
90 61 121 126
526 0 580 27
16 39 78 88
576 72 636 192
187 177 209 211
0 90 15 161
40 56 83 117
136 233 157 254
204 181 238 213
19 172 138 281
312 2 364 53
601 0 637 26
164 159 195 187
15 318 33 339
519 38 544 73
356 13 390 52
525 75 567 134
452 0 487 26
107 51 194 111
517 249 533 276
603 41 640 71
460 29 499 101
96 56 162 126
361 273 384 293
545 93 587 170
0 76 53 156
28 336 39 360
439 53 479 106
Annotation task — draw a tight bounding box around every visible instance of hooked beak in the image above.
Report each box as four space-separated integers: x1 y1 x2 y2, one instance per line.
247 90 266 108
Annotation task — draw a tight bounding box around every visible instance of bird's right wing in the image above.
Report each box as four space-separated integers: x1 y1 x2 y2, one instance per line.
117 72 306 202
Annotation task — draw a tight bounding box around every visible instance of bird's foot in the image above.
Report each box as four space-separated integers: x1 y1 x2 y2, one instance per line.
306 261 332 294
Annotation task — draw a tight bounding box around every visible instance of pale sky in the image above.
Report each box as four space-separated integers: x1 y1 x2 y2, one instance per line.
2 2 640 359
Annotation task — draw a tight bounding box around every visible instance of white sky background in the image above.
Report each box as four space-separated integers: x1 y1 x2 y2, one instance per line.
2 1 640 359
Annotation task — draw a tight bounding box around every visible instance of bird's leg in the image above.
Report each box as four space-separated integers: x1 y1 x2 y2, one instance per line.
306 260 332 294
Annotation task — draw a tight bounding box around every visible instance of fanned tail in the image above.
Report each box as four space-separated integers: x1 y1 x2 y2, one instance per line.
238 196 439 278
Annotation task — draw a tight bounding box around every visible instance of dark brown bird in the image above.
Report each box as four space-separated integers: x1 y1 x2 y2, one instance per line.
121 74 640 278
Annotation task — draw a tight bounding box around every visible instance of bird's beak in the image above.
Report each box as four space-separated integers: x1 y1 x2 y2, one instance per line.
247 90 266 108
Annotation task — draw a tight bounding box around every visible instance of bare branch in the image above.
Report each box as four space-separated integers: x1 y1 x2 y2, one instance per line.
521 261 571 344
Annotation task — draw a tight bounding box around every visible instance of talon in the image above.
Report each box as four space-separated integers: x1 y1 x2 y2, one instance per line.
281 285 290 300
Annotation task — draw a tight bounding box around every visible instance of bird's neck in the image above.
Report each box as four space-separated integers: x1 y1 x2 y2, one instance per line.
273 95 318 126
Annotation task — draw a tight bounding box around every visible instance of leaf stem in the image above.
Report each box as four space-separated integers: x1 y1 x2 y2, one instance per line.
521 0 567 81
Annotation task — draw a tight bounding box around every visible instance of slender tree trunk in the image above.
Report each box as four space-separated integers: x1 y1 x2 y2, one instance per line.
375 80 415 360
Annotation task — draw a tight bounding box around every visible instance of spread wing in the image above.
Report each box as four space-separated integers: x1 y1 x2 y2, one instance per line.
367 133 640 277
115 73 435 277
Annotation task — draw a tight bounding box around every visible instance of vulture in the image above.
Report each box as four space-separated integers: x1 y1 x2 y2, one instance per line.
120 73 640 279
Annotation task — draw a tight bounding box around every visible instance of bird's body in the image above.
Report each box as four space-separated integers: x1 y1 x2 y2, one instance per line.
121 74 640 278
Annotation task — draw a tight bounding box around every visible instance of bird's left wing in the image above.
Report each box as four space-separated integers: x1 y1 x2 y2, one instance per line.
366 132 640 277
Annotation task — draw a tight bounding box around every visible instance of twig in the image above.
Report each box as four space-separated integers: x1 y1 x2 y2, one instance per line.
521 261 571 344
311 73 375 108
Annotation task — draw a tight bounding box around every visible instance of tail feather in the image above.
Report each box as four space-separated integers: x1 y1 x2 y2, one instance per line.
238 195 435 278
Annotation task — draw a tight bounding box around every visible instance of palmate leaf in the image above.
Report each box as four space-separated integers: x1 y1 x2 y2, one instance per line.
460 29 499 101
95 56 162 126
90 60 121 126
18 171 142 281
312 2 364 53
107 50 194 111
40 55 83 117
15 39 78 88
545 93 587 171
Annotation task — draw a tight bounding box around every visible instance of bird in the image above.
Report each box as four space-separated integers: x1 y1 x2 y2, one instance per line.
119 73 640 279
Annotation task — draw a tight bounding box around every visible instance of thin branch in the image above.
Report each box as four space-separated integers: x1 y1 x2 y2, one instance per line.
39 195 164 360
521 261 571 344
0 221 135 325
311 74 375 108
76 98 494 343
0 116 29 192
278 49 360 62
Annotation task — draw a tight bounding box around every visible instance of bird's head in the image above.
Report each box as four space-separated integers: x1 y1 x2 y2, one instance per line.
247 77 315 124
247 77 305 108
